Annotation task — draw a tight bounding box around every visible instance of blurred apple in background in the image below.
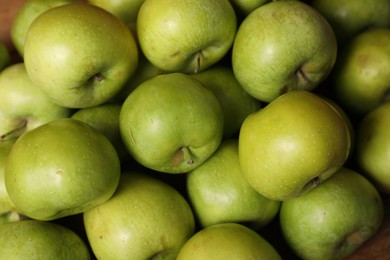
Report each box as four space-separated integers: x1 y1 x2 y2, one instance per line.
177 223 282 260
0 42 10 71
189 65 261 139
119 73 224 174
23 2 138 108
187 139 281 230
356 102 390 194
331 28 390 116
137 0 237 73
232 0 337 103
4 118 121 221
84 171 195 259
239 90 351 201
0 220 90 259
0 63 71 141
280 167 384 260
10 0 75 57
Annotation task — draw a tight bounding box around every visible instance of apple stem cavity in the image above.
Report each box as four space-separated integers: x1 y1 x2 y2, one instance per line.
0 119 27 141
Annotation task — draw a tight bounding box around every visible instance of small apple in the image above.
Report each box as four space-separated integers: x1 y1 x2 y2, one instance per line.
119 72 224 174
177 222 282 260
0 42 10 71
311 0 390 45
238 90 351 201
4 118 121 221
356 102 390 193
84 171 195 259
279 167 384 260
189 65 261 139
331 28 390 116
10 0 74 57
137 0 237 73
0 220 90 259
187 139 281 230
23 2 139 108
232 0 337 103
0 63 71 141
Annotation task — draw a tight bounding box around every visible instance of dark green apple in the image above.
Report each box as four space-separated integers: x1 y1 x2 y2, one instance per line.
0 42 10 71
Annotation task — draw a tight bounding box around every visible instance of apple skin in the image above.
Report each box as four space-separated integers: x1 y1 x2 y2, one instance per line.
137 0 237 73
84 171 195 259
311 0 390 45
238 90 351 201
189 66 261 139
119 72 224 174
356 102 390 193
187 139 281 230
331 28 390 116
177 222 282 260
0 42 10 71
4 118 121 221
0 220 90 259
0 63 71 141
279 167 384 260
10 0 74 57
23 2 138 109
232 0 337 103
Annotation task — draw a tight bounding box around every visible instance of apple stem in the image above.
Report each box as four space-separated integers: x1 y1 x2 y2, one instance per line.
0 120 27 141
194 52 202 74
295 66 310 87
172 146 194 167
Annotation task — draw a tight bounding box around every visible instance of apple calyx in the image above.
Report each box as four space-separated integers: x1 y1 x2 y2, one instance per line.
93 73 104 83
0 119 27 141
301 176 321 195
171 146 194 167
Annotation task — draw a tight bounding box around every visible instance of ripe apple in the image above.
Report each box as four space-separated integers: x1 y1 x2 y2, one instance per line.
84 171 195 259
0 42 10 71
23 2 139 108
279 167 384 260
232 0 337 103
239 90 351 201
0 220 90 259
187 139 281 230
189 65 261 138
4 118 121 221
119 72 224 174
10 0 74 57
311 0 390 45
356 102 390 193
331 28 390 116
137 0 237 73
0 63 71 141
177 222 282 260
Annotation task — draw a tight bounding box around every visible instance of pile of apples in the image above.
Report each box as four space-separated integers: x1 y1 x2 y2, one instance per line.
1 0 390 259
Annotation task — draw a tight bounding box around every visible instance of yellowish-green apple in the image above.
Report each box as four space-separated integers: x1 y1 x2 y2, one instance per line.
0 220 90 259
189 66 261 139
232 0 337 103
187 139 281 230
239 90 351 201
331 28 390 116
177 223 282 260
137 0 237 73
280 167 384 260
84 171 195 259
4 118 121 221
23 2 138 108
0 42 10 71
119 73 224 174
356 102 390 193
0 63 71 141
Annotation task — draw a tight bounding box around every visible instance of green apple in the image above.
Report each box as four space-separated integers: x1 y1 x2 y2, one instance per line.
280 167 384 260
10 0 74 57
0 42 10 71
23 2 139 108
0 220 90 259
356 102 390 193
187 139 281 230
331 28 390 116
239 90 351 201
232 0 337 103
84 171 195 259
0 63 71 141
177 222 282 260
119 72 224 174
4 118 121 221
137 0 237 73
189 65 261 139
311 0 390 45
